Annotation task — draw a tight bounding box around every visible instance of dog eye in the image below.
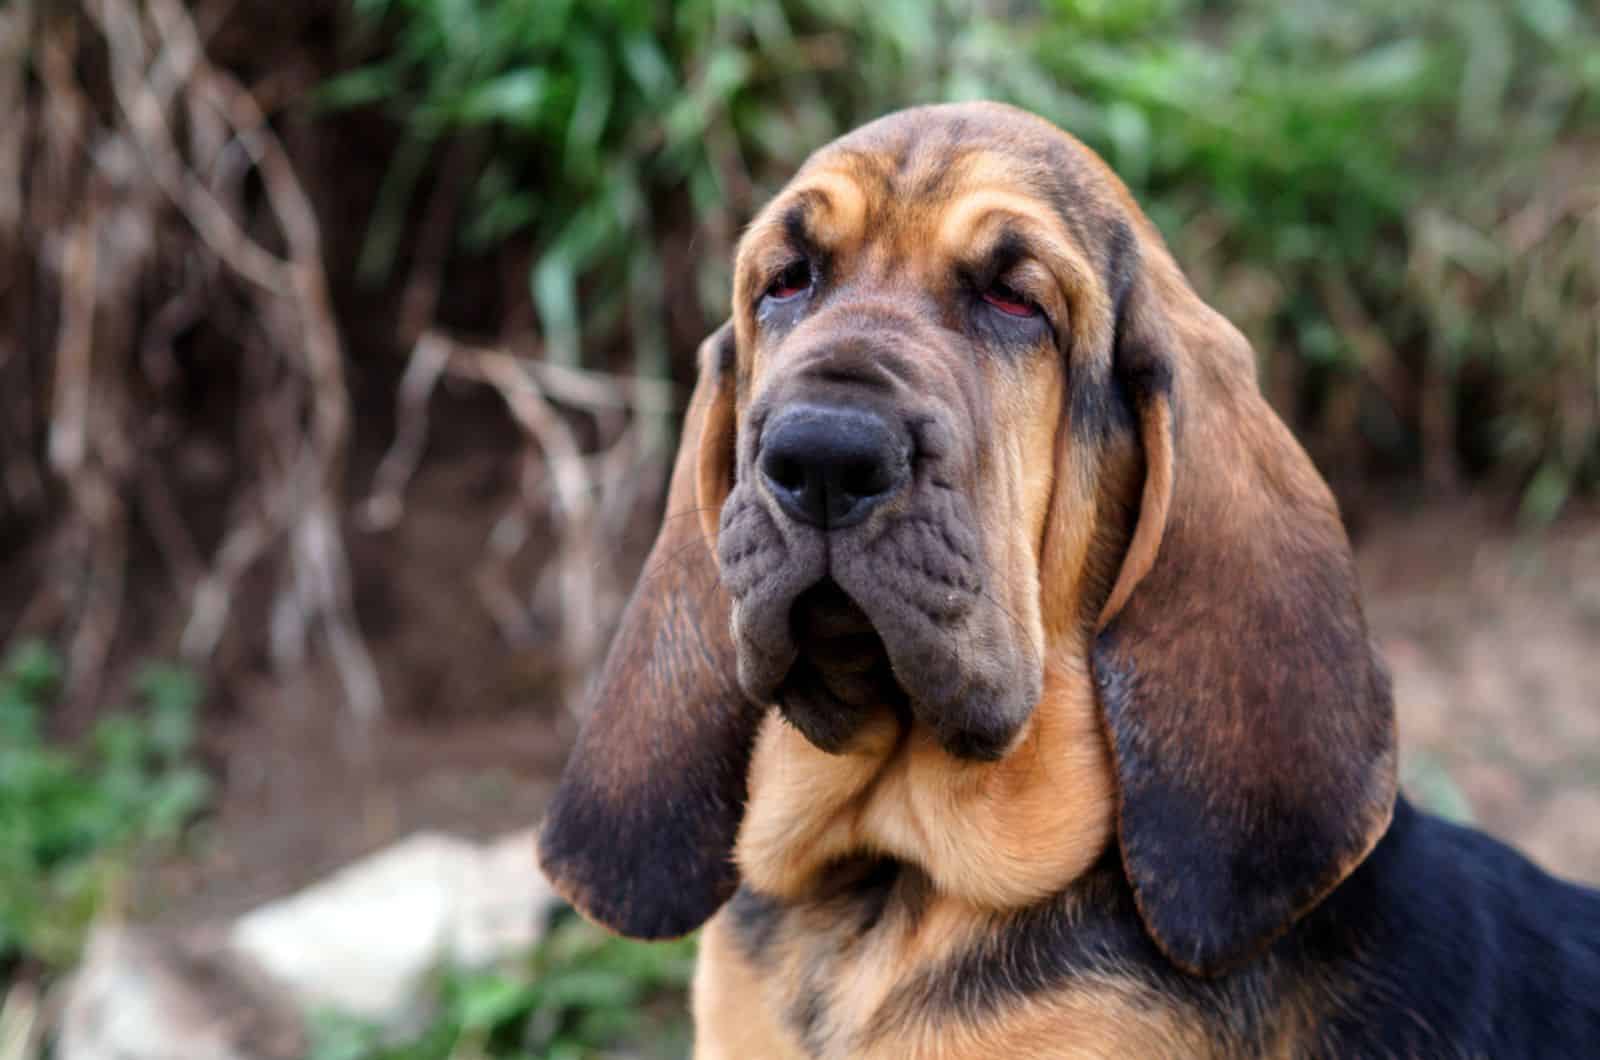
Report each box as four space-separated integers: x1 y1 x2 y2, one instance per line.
981 282 1038 318
766 260 812 302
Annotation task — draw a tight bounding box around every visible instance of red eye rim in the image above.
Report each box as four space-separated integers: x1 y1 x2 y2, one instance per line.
981 283 1038 317
766 261 811 301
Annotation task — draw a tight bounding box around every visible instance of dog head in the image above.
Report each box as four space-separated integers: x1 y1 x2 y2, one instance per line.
538 102 1397 976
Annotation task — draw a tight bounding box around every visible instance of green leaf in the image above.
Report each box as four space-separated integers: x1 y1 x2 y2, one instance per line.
0 645 208 974
620 32 675 101
456 69 549 126
3 641 62 702
1332 39 1429 97
1517 0 1577 43
537 967 644 1011
564 34 615 163
1520 463 1572 527
317 66 402 109
533 253 581 368
456 973 538 1031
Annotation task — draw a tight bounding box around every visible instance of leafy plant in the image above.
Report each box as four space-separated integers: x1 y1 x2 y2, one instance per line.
0 641 211 974
327 0 1600 508
307 911 697 1060
324 0 1035 377
1021 0 1600 500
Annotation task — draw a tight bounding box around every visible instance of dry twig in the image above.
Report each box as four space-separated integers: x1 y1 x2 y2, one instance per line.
0 0 389 717
361 329 679 707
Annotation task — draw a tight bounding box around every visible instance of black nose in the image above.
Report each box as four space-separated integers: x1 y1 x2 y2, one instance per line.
759 405 908 529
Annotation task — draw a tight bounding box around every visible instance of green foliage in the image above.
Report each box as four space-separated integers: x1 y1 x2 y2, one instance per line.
324 0 1029 374
0 641 211 973
1026 0 1600 506
307 912 696 1060
327 0 1600 501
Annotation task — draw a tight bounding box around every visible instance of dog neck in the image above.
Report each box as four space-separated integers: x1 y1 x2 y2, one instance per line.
700 851 1223 1060
735 649 1116 910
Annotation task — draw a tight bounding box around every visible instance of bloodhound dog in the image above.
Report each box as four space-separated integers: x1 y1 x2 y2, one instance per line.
538 103 1600 1058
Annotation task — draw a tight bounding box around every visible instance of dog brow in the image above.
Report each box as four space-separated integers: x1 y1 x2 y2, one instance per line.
938 192 1070 263
983 228 1034 274
782 201 821 259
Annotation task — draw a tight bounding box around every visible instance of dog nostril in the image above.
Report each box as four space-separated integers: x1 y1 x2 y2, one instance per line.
766 455 805 494
837 457 893 501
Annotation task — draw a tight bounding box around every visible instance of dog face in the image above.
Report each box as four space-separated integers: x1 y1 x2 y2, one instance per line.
716 111 1117 760
540 103 1398 977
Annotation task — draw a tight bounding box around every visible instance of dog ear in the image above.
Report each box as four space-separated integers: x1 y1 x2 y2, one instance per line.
1091 258 1397 976
538 322 759 940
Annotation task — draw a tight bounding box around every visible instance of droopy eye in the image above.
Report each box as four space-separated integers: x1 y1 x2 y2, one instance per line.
981 281 1039 318
766 260 812 302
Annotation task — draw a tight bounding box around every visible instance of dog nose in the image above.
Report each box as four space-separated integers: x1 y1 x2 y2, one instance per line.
759 405 908 529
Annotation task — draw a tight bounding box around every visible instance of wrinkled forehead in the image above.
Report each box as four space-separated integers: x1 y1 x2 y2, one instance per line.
757 104 1134 278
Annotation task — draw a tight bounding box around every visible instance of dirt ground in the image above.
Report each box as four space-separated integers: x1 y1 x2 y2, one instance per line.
142 499 1600 926
1360 501 1600 884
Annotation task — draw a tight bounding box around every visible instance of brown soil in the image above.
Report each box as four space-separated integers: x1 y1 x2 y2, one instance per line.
1360 500 1600 884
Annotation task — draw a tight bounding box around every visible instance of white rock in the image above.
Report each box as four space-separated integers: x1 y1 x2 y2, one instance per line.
227 829 556 1027
453 829 558 968
54 829 559 1058
56 925 296 1060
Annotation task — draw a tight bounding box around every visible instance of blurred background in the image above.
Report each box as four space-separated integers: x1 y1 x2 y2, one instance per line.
1 0 1598 1055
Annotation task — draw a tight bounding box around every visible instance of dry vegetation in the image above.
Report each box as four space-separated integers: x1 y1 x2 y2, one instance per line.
0 0 677 727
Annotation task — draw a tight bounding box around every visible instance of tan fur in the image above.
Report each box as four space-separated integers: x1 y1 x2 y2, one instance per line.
736 649 1114 908
700 109 1143 1054
542 102 1397 1055
693 922 809 1060
913 989 1213 1060
695 906 1210 1060
726 142 1124 912
1094 396 1171 629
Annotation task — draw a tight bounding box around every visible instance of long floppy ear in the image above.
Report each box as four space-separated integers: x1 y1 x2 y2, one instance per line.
1092 256 1398 976
538 322 759 939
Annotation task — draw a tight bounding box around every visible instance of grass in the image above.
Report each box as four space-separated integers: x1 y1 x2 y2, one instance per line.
0 641 210 978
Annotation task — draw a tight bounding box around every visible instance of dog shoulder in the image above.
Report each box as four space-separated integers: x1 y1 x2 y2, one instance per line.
1296 797 1600 1057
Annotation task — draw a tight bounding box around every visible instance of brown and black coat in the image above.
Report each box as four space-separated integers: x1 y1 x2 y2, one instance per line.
539 103 1600 1059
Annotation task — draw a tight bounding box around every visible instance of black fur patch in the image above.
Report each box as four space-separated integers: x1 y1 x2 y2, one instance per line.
1068 365 1135 444
707 318 736 377
537 612 758 938
864 858 1271 1052
779 198 834 295
1103 218 1138 320
789 985 829 1055
887 862 1140 1019
1303 799 1600 1056
783 202 819 261
727 862 926 1056
987 229 1031 277
727 886 783 967
1112 333 1174 408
